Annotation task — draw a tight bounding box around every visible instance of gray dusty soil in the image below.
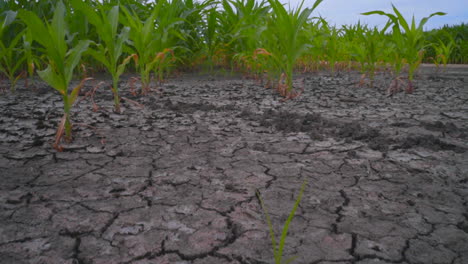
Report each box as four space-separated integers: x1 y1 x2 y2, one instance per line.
0 65 467 264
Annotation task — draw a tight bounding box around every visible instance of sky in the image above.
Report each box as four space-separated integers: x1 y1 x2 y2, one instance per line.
280 0 468 30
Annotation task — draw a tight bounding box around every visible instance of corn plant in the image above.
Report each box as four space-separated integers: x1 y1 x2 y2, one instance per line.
300 20 325 72
362 5 446 92
0 11 26 92
153 48 176 82
22 28 39 88
350 23 391 87
263 0 323 96
321 23 342 73
432 36 454 70
121 0 186 92
150 0 189 81
229 0 270 55
71 0 133 113
221 0 271 77
183 0 219 70
120 5 159 93
256 181 307 264
448 23 468 64
163 0 214 69
216 0 241 67
203 8 219 71
2 0 56 21
423 23 467 64
19 1 90 143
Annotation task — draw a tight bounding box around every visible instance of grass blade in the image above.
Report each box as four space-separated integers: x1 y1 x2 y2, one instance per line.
278 181 307 262
257 180 307 264
256 190 279 262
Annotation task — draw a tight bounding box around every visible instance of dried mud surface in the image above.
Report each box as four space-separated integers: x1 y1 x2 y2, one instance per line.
1 65 467 264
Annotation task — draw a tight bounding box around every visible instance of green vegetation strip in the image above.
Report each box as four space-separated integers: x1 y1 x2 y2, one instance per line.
0 0 466 145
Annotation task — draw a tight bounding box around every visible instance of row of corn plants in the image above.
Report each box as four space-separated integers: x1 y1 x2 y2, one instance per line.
424 23 468 66
0 0 462 146
0 0 214 146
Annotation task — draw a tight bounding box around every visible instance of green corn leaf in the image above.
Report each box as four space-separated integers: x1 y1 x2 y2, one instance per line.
295 43 312 61
71 0 104 35
116 54 136 78
362 11 399 28
12 71 23 83
206 10 217 48
361 10 387 16
391 4 410 33
142 9 158 46
419 12 446 30
64 39 91 84
310 0 324 12
11 56 26 75
114 26 130 64
166 27 186 42
120 6 139 32
122 44 135 56
9 28 25 48
9 31 27 65
108 5 119 37
87 47 111 70
69 77 91 105
18 10 51 48
37 65 66 93
1 10 17 32
51 1 67 59
22 29 35 77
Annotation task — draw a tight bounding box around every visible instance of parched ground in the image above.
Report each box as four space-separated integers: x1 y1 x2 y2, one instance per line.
0 65 467 264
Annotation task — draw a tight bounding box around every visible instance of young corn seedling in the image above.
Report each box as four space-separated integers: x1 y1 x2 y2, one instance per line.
263 0 323 97
203 8 220 71
322 23 342 74
120 5 159 93
432 37 454 71
216 0 241 68
218 0 270 72
256 181 307 264
19 1 91 145
177 0 217 68
301 20 325 73
350 23 391 87
150 0 190 81
22 28 40 89
363 5 445 93
153 48 176 83
71 0 134 113
121 0 187 93
230 0 270 54
0 11 26 92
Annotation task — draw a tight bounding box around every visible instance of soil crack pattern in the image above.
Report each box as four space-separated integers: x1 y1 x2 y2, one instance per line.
1 68 467 263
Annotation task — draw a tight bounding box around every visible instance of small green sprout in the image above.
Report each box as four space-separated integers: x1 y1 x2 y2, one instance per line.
256 181 307 264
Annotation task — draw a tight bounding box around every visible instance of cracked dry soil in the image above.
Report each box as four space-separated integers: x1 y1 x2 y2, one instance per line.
0 65 467 264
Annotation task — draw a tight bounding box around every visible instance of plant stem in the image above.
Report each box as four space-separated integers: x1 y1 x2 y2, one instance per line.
112 76 120 113
286 64 293 92
9 78 16 92
63 94 72 142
